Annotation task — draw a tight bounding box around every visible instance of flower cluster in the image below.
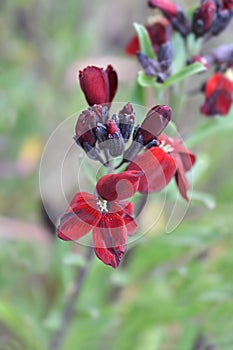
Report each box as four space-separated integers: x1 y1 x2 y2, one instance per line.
126 0 233 116
57 65 196 268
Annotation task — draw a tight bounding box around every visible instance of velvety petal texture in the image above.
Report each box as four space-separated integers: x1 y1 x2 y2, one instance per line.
96 171 141 201
159 134 196 171
115 202 138 236
92 214 127 268
127 147 176 193
79 65 118 106
201 73 233 116
57 192 101 241
127 133 196 200
172 153 190 201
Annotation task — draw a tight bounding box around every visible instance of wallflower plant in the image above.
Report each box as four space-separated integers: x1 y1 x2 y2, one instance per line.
50 1 233 349
57 0 233 269
57 64 195 268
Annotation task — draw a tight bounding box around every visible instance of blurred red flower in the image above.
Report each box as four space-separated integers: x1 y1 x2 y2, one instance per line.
192 0 217 37
201 72 233 116
126 18 172 56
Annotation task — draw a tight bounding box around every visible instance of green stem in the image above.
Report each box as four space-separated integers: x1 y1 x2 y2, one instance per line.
49 248 94 350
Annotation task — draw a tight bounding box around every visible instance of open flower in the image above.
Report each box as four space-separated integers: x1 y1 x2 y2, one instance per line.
57 171 141 268
79 65 118 106
201 72 233 116
127 134 196 201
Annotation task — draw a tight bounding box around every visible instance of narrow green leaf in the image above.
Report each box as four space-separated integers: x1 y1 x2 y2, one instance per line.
137 70 155 87
137 63 205 89
133 22 156 59
161 62 205 89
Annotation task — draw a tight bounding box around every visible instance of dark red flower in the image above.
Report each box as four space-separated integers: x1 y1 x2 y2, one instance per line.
201 72 233 116
148 0 191 37
192 0 217 37
148 0 178 17
79 65 118 106
127 134 196 201
57 171 141 268
223 0 233 11
126 18 172 56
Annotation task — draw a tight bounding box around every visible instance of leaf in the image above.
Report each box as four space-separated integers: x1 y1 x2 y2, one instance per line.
137 70 155 87
0 302 44 350
174 323 200 350
161 62 205 89
137 63 205 89
133 22 156 59
172 32 186 73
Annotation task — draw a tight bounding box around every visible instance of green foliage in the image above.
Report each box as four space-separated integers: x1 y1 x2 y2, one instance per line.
133 23 156 59
1 1 233 350
137 62 205 89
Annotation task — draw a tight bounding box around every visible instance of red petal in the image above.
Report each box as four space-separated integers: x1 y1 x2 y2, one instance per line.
205 73 233 97
193 0 217 34
149 20 172 53
201 74 233 116
125 34 140 55
112 201 138 236
79 65 117 106
57 192 101 241
75 109 97 147
106 65 118 103
126 20 171 56
173 154 190 201
139 105 172 144
92 214 127 268
96 171 141 201
148 0 178 17
127 147 176 193
123 202 134 216
123 213 138 236
223 0 233 11
159 134 196 171
189 55 210 69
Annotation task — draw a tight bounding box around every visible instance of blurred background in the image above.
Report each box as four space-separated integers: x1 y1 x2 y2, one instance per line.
1 0 233 349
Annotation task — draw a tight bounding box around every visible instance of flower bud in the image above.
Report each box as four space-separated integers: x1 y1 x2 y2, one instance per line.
192 0 217 37
79 65 118 106
135 105 172 145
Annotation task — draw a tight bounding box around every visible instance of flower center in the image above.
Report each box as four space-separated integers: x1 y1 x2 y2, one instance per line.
159 140 174 153
97 198 109 213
